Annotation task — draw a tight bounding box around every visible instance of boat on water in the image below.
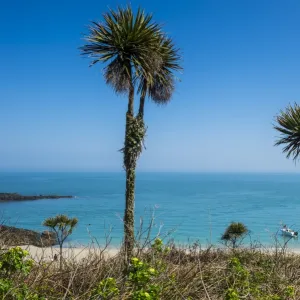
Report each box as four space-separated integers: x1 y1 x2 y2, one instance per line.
281 225 298 238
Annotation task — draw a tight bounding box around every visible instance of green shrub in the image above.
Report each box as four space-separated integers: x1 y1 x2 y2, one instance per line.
0 247 46 299
151 238 163 253
221 222 249 248
0 278 12 295
128 257 160 299
0 279 44 300
92 277 119 299
225 288 239 300
224 256 297 300
0 247 33 275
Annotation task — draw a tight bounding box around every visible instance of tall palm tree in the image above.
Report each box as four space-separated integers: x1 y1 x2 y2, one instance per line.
274 103 300 162
80 6 163 259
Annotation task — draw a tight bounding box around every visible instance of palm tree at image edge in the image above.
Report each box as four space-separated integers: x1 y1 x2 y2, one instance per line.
274 103 300 162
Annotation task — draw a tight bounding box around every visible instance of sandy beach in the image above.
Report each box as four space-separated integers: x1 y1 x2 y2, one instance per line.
19 245 300 262
20 245 120 262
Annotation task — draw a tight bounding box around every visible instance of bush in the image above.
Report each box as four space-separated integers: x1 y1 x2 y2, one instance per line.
92 277 119 299
0 246 33 275
221 222 249 248
0 247 43 299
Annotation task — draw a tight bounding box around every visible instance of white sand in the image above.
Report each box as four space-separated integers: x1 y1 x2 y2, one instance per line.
20 245 120 262
20 245 300 262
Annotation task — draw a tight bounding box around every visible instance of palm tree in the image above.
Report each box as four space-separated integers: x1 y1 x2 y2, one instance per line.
80 6 164 259
221 222 248 248
43 215 78 271
274 103 300 162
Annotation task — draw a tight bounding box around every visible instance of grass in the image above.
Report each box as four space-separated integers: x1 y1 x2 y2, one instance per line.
1 233 300 299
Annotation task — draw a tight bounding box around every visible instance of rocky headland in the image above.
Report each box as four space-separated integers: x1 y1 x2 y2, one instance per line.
0 193 73 201
0 225 57 247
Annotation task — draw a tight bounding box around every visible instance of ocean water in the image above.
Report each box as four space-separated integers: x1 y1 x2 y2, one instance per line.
0 172 299 248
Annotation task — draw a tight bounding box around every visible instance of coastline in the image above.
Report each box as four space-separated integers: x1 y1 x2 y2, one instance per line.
20 245 300 262
20 245 120 261
0 192 73 202
1 172 299 248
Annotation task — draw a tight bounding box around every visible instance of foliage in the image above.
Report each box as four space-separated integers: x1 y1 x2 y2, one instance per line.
0 247 45 299
92 277 119 299
0 241 300 299
80 4 181 109
274 103 300 162
225 288 239 300
80 6 163 94
43 214 78 271
138 36 182 109
225 257 296 300
0 278 12 295
128 257 160 300
43 214 78 245
221 222 249 248
90 239 166 299
151 238 163 253
225 257 250 298
0 247 33 275
121 115 147 170
0 279 45 300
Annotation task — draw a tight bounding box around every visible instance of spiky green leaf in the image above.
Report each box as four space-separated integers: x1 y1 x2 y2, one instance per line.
274 103 300 162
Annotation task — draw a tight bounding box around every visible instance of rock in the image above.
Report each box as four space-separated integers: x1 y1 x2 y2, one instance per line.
0 193 73 201
41 231 55 239
0 225 57 247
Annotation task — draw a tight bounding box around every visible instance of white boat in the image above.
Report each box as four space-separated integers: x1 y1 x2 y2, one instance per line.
281 226 298 238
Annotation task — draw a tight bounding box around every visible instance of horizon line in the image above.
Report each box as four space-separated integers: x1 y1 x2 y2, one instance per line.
0 170 299 174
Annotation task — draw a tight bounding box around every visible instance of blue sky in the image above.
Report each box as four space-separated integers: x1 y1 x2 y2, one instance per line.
0 0 299 172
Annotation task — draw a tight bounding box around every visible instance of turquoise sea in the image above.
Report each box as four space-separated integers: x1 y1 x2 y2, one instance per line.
0 172 299 248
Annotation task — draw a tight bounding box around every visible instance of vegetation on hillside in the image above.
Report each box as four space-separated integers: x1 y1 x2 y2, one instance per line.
0 237 299 299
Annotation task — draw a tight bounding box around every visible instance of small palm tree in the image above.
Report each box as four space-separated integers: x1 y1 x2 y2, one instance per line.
221 222 248 248
43 215 78 271
274 103 300 162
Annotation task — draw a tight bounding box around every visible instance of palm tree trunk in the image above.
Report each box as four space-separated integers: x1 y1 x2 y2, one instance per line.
138 89 146 118
124 156 135 260
59 244 63 272
123 88 147 262
124 78 135 261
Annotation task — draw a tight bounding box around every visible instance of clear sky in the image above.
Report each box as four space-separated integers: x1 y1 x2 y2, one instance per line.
0 0 299 172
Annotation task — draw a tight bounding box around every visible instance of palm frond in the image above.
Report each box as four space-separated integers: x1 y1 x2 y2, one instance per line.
104 57 131 93
274 103 300 162
148 73 175 103
80 6 163 94
137 35 182 104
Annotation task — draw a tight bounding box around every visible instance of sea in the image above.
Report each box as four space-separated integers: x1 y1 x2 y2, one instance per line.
0 172 299 248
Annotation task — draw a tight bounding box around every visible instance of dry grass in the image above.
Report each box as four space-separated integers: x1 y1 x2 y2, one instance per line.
2 240 300 299
1 217 300 299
